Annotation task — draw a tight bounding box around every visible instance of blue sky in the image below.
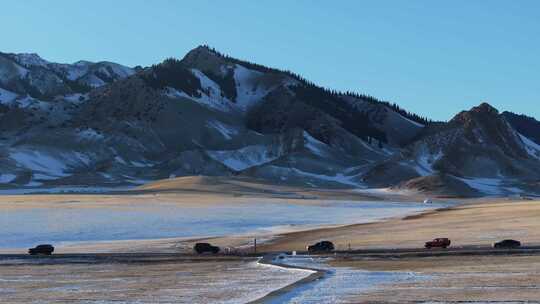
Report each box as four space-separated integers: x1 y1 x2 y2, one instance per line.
1 1 539 120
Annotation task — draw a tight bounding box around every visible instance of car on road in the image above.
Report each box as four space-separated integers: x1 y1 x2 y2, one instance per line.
425 238 451 249
194 242 220 254
493 239 521 249
28 244 54 255
307 241 335 253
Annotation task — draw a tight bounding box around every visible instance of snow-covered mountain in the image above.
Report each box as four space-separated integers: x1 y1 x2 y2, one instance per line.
0 46 538 196
364 103 540 196
0 52 135 100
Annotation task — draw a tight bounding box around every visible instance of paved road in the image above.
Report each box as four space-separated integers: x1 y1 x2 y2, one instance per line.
1 245 539 264
331 245 540 258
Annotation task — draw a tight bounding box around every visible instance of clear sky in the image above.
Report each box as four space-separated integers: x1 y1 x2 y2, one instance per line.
1 1 539 120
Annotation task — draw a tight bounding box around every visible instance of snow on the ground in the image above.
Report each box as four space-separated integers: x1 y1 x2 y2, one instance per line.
191 68 231 105
358 137 395 156
397 112 424 128
62 93 89 104
57 61 91 80
304 132 330 157
12 53 50 68
206 120 239 140
207 145 279 171
9 150 91 181
114 156 127 165
77 128 104 141
519 133 540 159
290 167 361 187
2 95 49 109
164 86 234 113
99 62 135 78
0 59 28 82
413 150 443 176
0 186 128 195
0 174 16 184
0 88 18 104
269 256 427 304
457 177 503 195
82 73 106 87
233 64 271 110
10 150 69 178
130 160 152 168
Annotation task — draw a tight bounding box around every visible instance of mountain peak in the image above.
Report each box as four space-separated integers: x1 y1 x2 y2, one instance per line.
190 45 214 54
451 102 500 125
471 102 499 115
182 45 221 64
10 52 50 68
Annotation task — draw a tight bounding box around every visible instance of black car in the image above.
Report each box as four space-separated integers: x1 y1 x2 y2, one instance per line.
307 241 335 253
493 239 521 249
194 242 220 254
28 244 54 255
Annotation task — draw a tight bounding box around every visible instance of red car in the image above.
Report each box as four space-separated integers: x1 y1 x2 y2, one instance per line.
425 238 451 249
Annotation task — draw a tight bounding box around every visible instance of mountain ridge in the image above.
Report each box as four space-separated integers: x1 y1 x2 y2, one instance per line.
0 46 538 197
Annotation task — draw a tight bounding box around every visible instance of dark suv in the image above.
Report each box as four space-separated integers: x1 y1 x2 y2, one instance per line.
307 241 335 253
194 243 220 254
425 238 451 249
493 239 521 249
28 244 54 255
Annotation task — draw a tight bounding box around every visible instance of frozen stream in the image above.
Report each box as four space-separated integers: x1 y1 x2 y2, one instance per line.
0 200 445 249
265 256 427 304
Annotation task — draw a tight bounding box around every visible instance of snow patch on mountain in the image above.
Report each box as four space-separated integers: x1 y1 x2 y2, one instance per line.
2 95 47 109
290 168 362 187
114 156 127 165
455 177 503 195
414 150 443 176
519 133 540 159
207 145 279 171
164 87 234 113
131 160 152 168
304 132 329 157
56 62 91 80
191 69 225 99
0 59 28 81
206 120 239 140
11 53 50 68
0 87 18 103
233 64 271 110
9 149 94 181
82 74 106 87
10 150 70 178
398 113 424 128
62 93 89 103
0 174 16 184
99 63 134 78
77 128 105 141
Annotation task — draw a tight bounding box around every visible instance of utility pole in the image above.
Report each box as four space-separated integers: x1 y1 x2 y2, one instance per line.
254 238 257 254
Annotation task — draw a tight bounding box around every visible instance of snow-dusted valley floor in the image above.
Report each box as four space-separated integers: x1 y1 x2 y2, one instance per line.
0 195 443 304
0 258 313 304
0 199 437 250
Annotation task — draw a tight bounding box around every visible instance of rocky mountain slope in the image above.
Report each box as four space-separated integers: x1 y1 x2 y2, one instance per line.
0 46 538 196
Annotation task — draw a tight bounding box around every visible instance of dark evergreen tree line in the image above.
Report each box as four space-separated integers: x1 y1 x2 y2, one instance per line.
199 45 434 126
141 58 202 97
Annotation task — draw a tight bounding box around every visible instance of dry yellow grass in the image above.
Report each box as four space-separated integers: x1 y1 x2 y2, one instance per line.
337 255 540 303
259 199 540 252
